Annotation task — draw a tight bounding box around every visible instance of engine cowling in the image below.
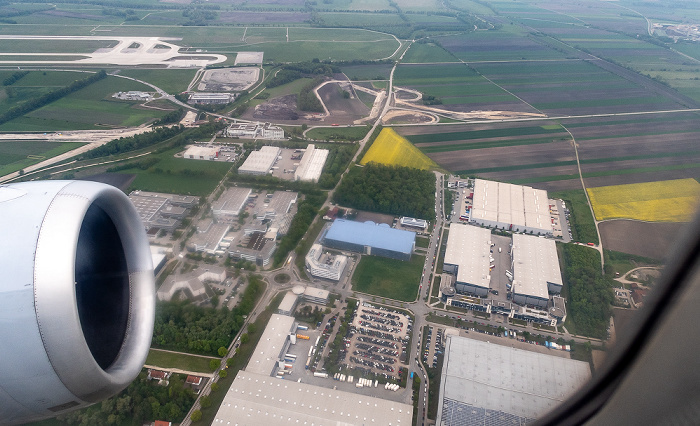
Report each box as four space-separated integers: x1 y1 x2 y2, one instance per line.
0 181 155 425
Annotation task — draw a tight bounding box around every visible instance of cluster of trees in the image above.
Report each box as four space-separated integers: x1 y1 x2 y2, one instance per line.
323 300 357 374
56 372 195 425
273 189 326 266
561 243 614 339
0 70 106 126
333 163 436 219
298 77 325 112
102 7 139 20
295 305 327 326
317 143 357 189
422 94 443 105
182 5 219 25
152 108 183 126
152 275 263 355
2 70 28 86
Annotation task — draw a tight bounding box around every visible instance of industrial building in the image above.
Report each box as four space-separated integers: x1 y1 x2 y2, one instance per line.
511 233 563 308
400 216 428 231
188 219 230 255
303 286 330 305
128 191 197 234
321 219 416 261
187 92 234 105
113 91 152 101
437 336 591 425
183 145 219 160
305 244 348 281
277 292 299 316
226 122 284 139
212 187 252 223
443 224 492 297
228 231 277 266
238 146 281 175
468 179 553 235
294 144 329 182
156 267 224 302
213 313 413 425
250 191 298 236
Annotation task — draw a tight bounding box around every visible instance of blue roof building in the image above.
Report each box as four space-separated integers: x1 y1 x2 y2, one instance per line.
321 219 416 261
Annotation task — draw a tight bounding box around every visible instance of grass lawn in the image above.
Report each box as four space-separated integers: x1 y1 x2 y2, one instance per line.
145 349 216 373
415 236 430 248
123 148 233 196
551 189 599 245
306 125 370 142
117 69 198 94
352 254 424 301
0 141 85 176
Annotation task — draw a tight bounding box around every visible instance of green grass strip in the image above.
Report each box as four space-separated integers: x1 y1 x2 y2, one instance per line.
405 125 564 144
420 135 570 153
576 128 700 141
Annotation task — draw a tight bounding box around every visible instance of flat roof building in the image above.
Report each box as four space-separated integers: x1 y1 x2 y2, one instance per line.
183 145 219 160
443 224 492 297
128 191 197 233
188 220 230 254
228 231 277 266
303 286 330 305
238 146 281 175
246 314 297 376
294 144 329 183
212 187 252 223
400 216 428 230
322 219 416 261
437 336 591 425
469 179 552 235
277 292 299 316
511 233 563 308
305 244 348 281
188 92 234 105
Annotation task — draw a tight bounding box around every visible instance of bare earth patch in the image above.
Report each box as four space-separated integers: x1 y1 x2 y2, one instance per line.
599 219 687 260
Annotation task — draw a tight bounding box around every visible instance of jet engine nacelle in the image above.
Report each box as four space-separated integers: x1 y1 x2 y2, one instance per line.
0 181 155 425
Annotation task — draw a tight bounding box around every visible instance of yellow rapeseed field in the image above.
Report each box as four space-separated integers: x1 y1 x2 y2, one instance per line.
587 178 700 222
360 128 437 170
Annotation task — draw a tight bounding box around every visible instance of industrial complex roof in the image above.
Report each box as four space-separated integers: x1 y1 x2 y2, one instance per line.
294 144 329 182
443 224 491 288
239 146 281 174
512 234 562 300
184 145 219 159
246 314 296 376
438 336 591 423
470 179 552 233
323 219 416 255
213 187 252 217
215 370 413 426
277 292 298 314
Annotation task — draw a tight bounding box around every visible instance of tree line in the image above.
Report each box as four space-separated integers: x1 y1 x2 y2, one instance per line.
2 71 28 86
333 163 436 219
0 70 106 126
560 243 614 339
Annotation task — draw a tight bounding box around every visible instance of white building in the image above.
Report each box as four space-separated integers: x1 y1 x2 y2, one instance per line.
277 292 299 316
469 179 552 235
305 244 348 281
183 145 220 160
511 233 563 308
303 287 330 305
226 122 284 139
294 144 329 182
212 187 252 223
443 224 492 297
188 92 234 105
400 216 428 230
238 146 281 175
261 122 284 139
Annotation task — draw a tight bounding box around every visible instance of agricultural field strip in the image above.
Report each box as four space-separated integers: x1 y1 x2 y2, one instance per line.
418 136 570 153
509 163 700 185
457 150 700 175
404 125 566 144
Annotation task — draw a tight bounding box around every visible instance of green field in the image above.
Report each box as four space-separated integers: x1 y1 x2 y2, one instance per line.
306 125 370 141
407 125 565 144
145 349 216 374
551 189 599 245
402 42 458 63
415 237 430 248
116 69 198 95
352 254 424 302
0 140 85 177
0 75 172 131
122 148 233 196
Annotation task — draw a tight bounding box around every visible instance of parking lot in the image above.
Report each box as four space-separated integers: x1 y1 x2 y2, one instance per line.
421 326 445 369
346 302 412 380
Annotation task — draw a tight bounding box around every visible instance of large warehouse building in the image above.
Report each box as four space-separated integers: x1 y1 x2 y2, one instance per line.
213 313 413 425
469 179 552 235
212 187 252 223
443 224 492 297
238 146 281 175
437 336 591 425
511 233 563 308
294 144 329 182
321 219 416 261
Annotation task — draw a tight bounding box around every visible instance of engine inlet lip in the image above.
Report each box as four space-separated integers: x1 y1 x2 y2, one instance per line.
33 181 154 403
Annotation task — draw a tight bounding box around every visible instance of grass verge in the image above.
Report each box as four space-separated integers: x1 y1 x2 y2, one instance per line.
145 349 216 374
352 254 424 301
